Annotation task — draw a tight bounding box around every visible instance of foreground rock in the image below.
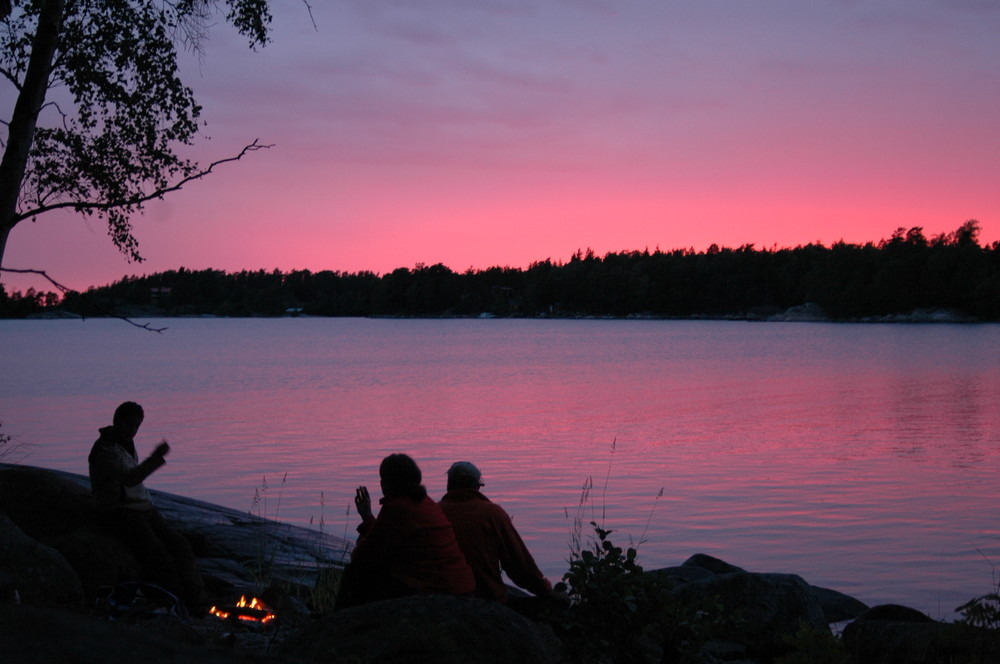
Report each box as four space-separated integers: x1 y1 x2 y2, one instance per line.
281 595 561 664
0 602 291 664
653 554 867 660
0 512 83 605
7 463 999 664
665 553 870 623
0 463 349 602
841 604 1000 664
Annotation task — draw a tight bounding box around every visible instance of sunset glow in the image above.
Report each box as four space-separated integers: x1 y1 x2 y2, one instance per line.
3 1 998 292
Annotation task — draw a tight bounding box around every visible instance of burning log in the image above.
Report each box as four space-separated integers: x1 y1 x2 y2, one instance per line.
209 595 276 627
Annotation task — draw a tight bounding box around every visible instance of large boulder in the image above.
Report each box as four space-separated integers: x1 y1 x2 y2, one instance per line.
681 552 747 575
0 464 352 604
0 464 96 538
842 604 1000 664
667 568 827 658
280 594 562 664
811 583 871 623
666 553 868 623
0 465 141 596
0 513 83 606
47 526 142 597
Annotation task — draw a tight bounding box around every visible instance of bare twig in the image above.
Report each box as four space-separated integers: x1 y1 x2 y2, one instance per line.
301 0 318 30
14 140 273 222
0 267 167 332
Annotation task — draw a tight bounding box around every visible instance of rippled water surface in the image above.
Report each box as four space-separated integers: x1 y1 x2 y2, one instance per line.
3 317 998 618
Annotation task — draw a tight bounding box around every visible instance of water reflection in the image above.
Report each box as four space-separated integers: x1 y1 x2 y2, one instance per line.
1 318 999 618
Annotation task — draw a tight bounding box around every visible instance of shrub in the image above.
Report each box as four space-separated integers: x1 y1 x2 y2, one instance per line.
558 521 667 662
957 593 1000 631
552 449 719 664
775 623 850 664
0 420 27 463
957 553 1000 631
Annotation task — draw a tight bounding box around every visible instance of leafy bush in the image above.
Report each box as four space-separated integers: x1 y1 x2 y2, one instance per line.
0 420 27 463
551 448 720 664
957 593 1000 631
957 553 1000 631
557 519 735 664
558 521 667 662
774 624 850 664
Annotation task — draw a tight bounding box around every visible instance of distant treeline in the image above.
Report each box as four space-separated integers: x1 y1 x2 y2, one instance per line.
3 221 999 321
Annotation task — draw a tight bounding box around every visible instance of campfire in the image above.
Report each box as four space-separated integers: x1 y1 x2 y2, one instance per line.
208 595 276 626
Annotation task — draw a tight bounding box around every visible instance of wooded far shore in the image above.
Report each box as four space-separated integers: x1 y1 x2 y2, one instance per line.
3 221 998 322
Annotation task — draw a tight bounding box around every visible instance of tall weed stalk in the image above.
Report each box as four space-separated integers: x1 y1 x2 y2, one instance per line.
305 492 352 613
556 441 694 664
248 473 288 585
248 476 351 613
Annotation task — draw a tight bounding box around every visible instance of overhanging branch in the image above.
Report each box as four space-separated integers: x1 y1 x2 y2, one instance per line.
15 139 273 222
0 266 167 332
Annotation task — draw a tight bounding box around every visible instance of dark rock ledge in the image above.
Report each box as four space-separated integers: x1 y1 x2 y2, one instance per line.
3 464 1000 664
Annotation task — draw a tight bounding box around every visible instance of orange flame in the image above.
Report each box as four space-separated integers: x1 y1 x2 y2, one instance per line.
208 595 276 623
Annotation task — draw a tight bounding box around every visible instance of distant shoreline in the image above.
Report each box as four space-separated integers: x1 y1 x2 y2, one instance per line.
4 223 1000 321
20 305 984 324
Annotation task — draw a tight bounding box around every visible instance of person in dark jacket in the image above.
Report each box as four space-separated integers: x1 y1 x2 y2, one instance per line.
335 453 474 609
439 461 564 605
88 401 204 609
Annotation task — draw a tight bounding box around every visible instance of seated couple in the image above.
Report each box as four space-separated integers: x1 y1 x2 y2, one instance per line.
335 453 565 609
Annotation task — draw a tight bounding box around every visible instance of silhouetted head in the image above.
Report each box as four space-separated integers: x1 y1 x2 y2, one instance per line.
379 453 427 502
446 461 484 491
112 401 144 439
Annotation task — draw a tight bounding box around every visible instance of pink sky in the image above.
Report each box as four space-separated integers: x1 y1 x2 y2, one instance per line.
3 1 999 293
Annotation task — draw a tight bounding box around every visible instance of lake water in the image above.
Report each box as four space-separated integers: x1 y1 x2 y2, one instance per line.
2 317 999 619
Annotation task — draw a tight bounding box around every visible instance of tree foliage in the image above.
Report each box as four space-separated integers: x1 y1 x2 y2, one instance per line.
0 0 272 268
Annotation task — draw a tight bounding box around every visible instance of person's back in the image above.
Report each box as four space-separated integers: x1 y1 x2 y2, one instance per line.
439 462 553 603
353 491 474 595
337 453 474 609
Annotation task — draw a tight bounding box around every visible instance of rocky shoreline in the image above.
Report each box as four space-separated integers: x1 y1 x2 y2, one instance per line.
3 463 998 663
24 302 981 324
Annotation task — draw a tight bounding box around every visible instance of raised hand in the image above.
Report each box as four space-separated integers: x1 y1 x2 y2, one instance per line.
354 485 374 522
153 440 170 458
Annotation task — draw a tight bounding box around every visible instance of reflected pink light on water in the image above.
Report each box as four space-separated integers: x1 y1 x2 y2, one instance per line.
1 318 999 619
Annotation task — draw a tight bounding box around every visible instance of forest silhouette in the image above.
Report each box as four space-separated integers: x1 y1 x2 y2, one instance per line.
3 221 998 321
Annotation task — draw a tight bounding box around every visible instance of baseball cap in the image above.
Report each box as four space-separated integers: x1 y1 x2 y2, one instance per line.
447 461 483 487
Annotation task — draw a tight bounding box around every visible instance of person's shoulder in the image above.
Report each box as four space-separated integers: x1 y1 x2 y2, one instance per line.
89 430 117 453
420 494 450 514
381 494 432 515
88 437 119 466
441 488 490 503
463 494 510 519
485 500 512 518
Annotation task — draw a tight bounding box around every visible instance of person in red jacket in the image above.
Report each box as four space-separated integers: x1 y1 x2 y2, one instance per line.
439 461 563 605
335 453 474 609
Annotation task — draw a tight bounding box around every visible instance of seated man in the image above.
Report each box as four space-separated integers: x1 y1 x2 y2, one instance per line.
88 401 204 610
439 461 561 604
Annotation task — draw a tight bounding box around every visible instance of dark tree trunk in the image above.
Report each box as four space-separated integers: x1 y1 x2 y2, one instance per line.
0 0 63 269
